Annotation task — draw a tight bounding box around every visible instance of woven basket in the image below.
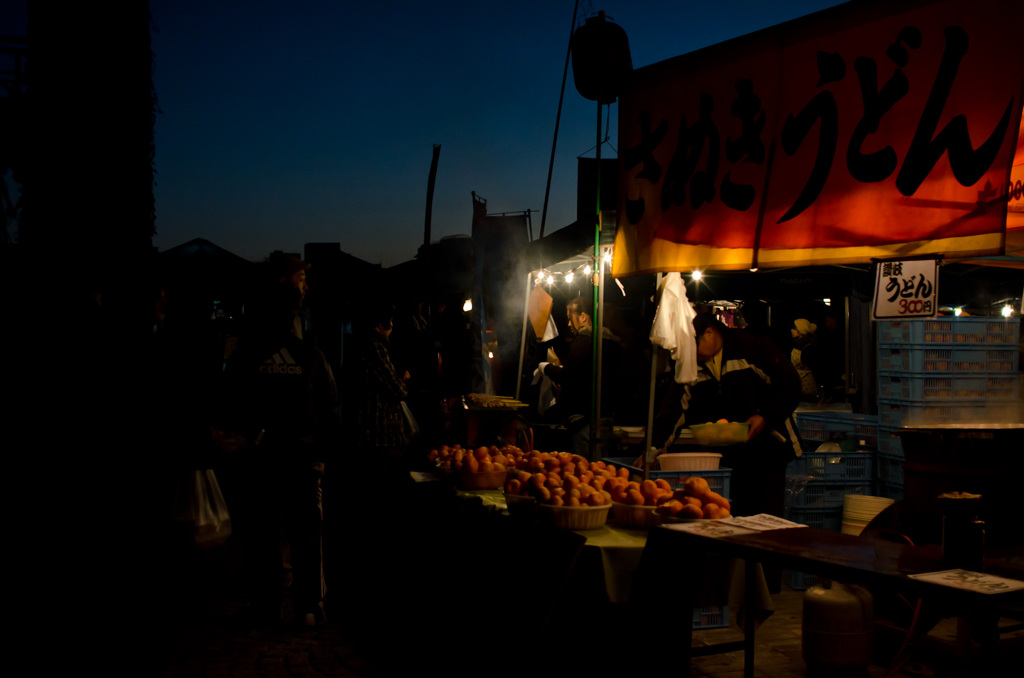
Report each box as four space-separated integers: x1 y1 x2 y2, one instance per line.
612 501 662 529
658 452 722 471
538 502 611 530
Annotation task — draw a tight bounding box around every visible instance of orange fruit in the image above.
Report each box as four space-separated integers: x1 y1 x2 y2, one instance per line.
703 491 730 511
683 476 710 497
681 504 704 519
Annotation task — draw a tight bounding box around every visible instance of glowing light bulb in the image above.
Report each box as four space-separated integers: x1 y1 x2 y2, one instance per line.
546 274 554 285
583 265 592 276
823 298 831 306
1002 304 1013 318
463 299 473 312
565 271 574 283
603 250 612 263
954 307 962 316
692 270 703 282
488 351 494 359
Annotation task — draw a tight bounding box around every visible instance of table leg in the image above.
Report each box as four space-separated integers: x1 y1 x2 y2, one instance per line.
744 558 757 678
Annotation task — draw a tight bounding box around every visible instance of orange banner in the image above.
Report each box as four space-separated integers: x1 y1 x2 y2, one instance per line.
613 0 1024 277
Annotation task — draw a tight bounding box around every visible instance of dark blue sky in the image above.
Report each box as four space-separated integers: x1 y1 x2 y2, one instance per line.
149 1 842 265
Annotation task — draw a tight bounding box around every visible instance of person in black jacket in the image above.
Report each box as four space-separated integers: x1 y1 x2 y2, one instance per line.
219 252 339 627
660 312 802 520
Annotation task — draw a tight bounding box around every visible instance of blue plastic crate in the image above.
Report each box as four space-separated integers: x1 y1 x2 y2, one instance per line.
877 372 1020 402
795 411 878 448
877 345 1018 373
602 457 731 499
787 451 873 482
788 479 873 509
787 506 843 531
877 317 1020 345
875 451 904 486
693 605 729 629
876 427 903 458
878 398 1021 428
786 570 820 591
876 479 904 502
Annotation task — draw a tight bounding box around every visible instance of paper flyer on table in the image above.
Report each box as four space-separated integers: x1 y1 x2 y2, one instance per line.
907 569 1024 594
663 520 757 537
719 514 809 531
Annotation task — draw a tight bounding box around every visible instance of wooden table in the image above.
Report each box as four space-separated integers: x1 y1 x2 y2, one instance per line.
629 523 1024 677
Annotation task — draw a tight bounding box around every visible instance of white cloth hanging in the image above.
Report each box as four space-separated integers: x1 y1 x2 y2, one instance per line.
650 272 698 384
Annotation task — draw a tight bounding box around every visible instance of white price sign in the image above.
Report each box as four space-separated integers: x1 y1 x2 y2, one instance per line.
873 258 939 319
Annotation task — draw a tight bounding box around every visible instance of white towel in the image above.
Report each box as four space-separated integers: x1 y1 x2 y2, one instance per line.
650 272 698 384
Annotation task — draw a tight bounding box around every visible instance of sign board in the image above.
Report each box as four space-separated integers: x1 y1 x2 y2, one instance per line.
613 0 1024 277
872 258 939 319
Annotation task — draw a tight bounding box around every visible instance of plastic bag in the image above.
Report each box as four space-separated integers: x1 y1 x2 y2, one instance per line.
400 401 420 437
171 468 232 548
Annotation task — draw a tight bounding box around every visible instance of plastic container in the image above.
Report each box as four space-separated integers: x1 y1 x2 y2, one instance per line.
786 450 873 482
877 317 1020 345
878 399 1021 428
877 372 1020 402
795 411 878 449
876 426 903 458
877 345 1018 373
657 452 721 471
786 569 820 591
787 480 874 509
875 451 904 486
875 479 904 502
693 605 729 629
787 506 843 531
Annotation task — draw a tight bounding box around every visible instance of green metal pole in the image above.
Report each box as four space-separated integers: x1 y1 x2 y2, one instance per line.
591 100 601 458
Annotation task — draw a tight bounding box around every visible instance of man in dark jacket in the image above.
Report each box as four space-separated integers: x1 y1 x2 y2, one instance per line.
661 312 802 520
220 252 339 627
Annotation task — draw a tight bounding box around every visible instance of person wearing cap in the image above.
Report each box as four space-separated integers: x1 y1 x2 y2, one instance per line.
218 251 338 627
659 312 802 523
790 318 819 399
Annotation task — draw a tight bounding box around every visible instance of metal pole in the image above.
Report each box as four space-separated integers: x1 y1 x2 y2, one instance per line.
590 100 602 459
540 0 580 240
596 241 606 460
424 144 441 249
516 270 533 403
644 272 663 481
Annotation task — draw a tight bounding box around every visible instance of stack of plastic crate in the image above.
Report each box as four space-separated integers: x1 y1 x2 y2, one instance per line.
875 317 1022 501
794 410 879 453
786 412 877 590
783 447 876 591
785 440 875 532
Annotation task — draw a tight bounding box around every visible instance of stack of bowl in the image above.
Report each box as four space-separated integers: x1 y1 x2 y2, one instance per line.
841 494 895 536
